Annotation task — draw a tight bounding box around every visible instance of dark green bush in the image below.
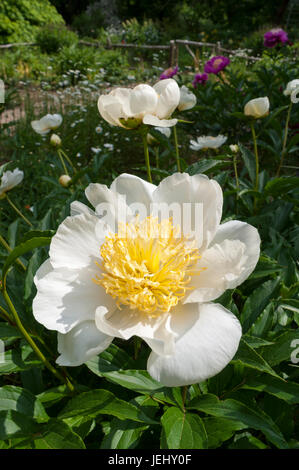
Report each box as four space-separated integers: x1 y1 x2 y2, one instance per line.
0 0 64 44
36 24 78 54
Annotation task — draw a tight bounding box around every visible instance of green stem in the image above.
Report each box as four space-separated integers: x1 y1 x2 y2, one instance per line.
5 195 33 227
173 125 181 172
142 132 152 183
0 234 26 271
57 149 69 176
2 285 74 393
233 154 239 192
182 385 188 412
250 122 259 212
276 102 292 177
60 148 77 174
0 304 13 324
155 147 160 169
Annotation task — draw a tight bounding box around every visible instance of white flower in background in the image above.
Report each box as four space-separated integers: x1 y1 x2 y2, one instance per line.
244 97 269 119
31 114 63 135
283 79 299 98
50 134 61 147
190 135 227 151
283 79 299 103
98 79 180 129
229 144 239 153
95 125 103 134
178 85 197 111
33 173 260 386
147 126 171 145
0 168 24 197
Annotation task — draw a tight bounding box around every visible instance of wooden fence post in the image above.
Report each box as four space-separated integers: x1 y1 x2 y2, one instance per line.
169 40 175 67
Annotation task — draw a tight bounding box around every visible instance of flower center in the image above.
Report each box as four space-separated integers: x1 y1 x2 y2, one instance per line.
94 216 203 316
213 59 223 69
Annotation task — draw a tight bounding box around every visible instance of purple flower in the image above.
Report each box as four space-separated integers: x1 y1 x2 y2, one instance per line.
192 73 208 88
160 66 178 80
264 29 288 48
204 56 230 75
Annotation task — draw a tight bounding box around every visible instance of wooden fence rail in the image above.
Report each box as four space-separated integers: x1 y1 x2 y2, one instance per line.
0 38 262 66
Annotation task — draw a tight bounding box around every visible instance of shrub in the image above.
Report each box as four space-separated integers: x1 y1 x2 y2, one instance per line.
0 0 64 44
36 24 78 54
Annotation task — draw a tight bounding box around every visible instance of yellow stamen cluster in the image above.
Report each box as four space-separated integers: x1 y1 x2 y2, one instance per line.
94 216 203 316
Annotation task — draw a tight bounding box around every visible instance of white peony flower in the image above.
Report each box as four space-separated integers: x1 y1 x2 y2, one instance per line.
31 114 63 135
178 85 197 111
33 173 260 386
190 135 227 151
97 79 180 129
147 126 171 145
0 168 24 197
283 79 299 97
244 97 270 119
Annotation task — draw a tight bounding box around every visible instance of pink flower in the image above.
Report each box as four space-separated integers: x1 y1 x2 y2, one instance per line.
192 73 208 88
204 56 230 75
160 66 178 80
264 29 288 48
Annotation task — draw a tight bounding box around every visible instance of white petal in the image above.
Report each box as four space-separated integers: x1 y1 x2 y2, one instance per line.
85 182 133 229
110 173 156 216
130 84 158 115
95 307 175 356
49 212 107 269
57 321 113 366
31 120 50 135
33 259 115 334
152 173 223 251
147 302 242 386
210 220 261 284
153 79 180 118
70 200 94 217
143 114 178 127
184 239 248 303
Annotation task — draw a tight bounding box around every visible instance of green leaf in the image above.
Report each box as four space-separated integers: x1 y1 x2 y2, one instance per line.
59 389 157 424
2 230 53 283
261 330 299 366
0 323 22 341
186 159 230 176
24 250 42 300
188 394 288 448
97 370 166 394
101 420 149 449
85 343 135 374
232 338 280 378
33 419 85 449
239 143 256 183
204 417 247 448
240 279 280 333
0 346 43 375
0 410 38 440
0 385 48 422
242 335 274 348
161 407 208 449
242 374 299 404
264 177 299 197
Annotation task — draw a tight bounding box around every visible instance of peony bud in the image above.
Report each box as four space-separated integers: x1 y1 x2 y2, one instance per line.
244 97 270 119
50 134 61 147
229 144 239 153
59 175 71 187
